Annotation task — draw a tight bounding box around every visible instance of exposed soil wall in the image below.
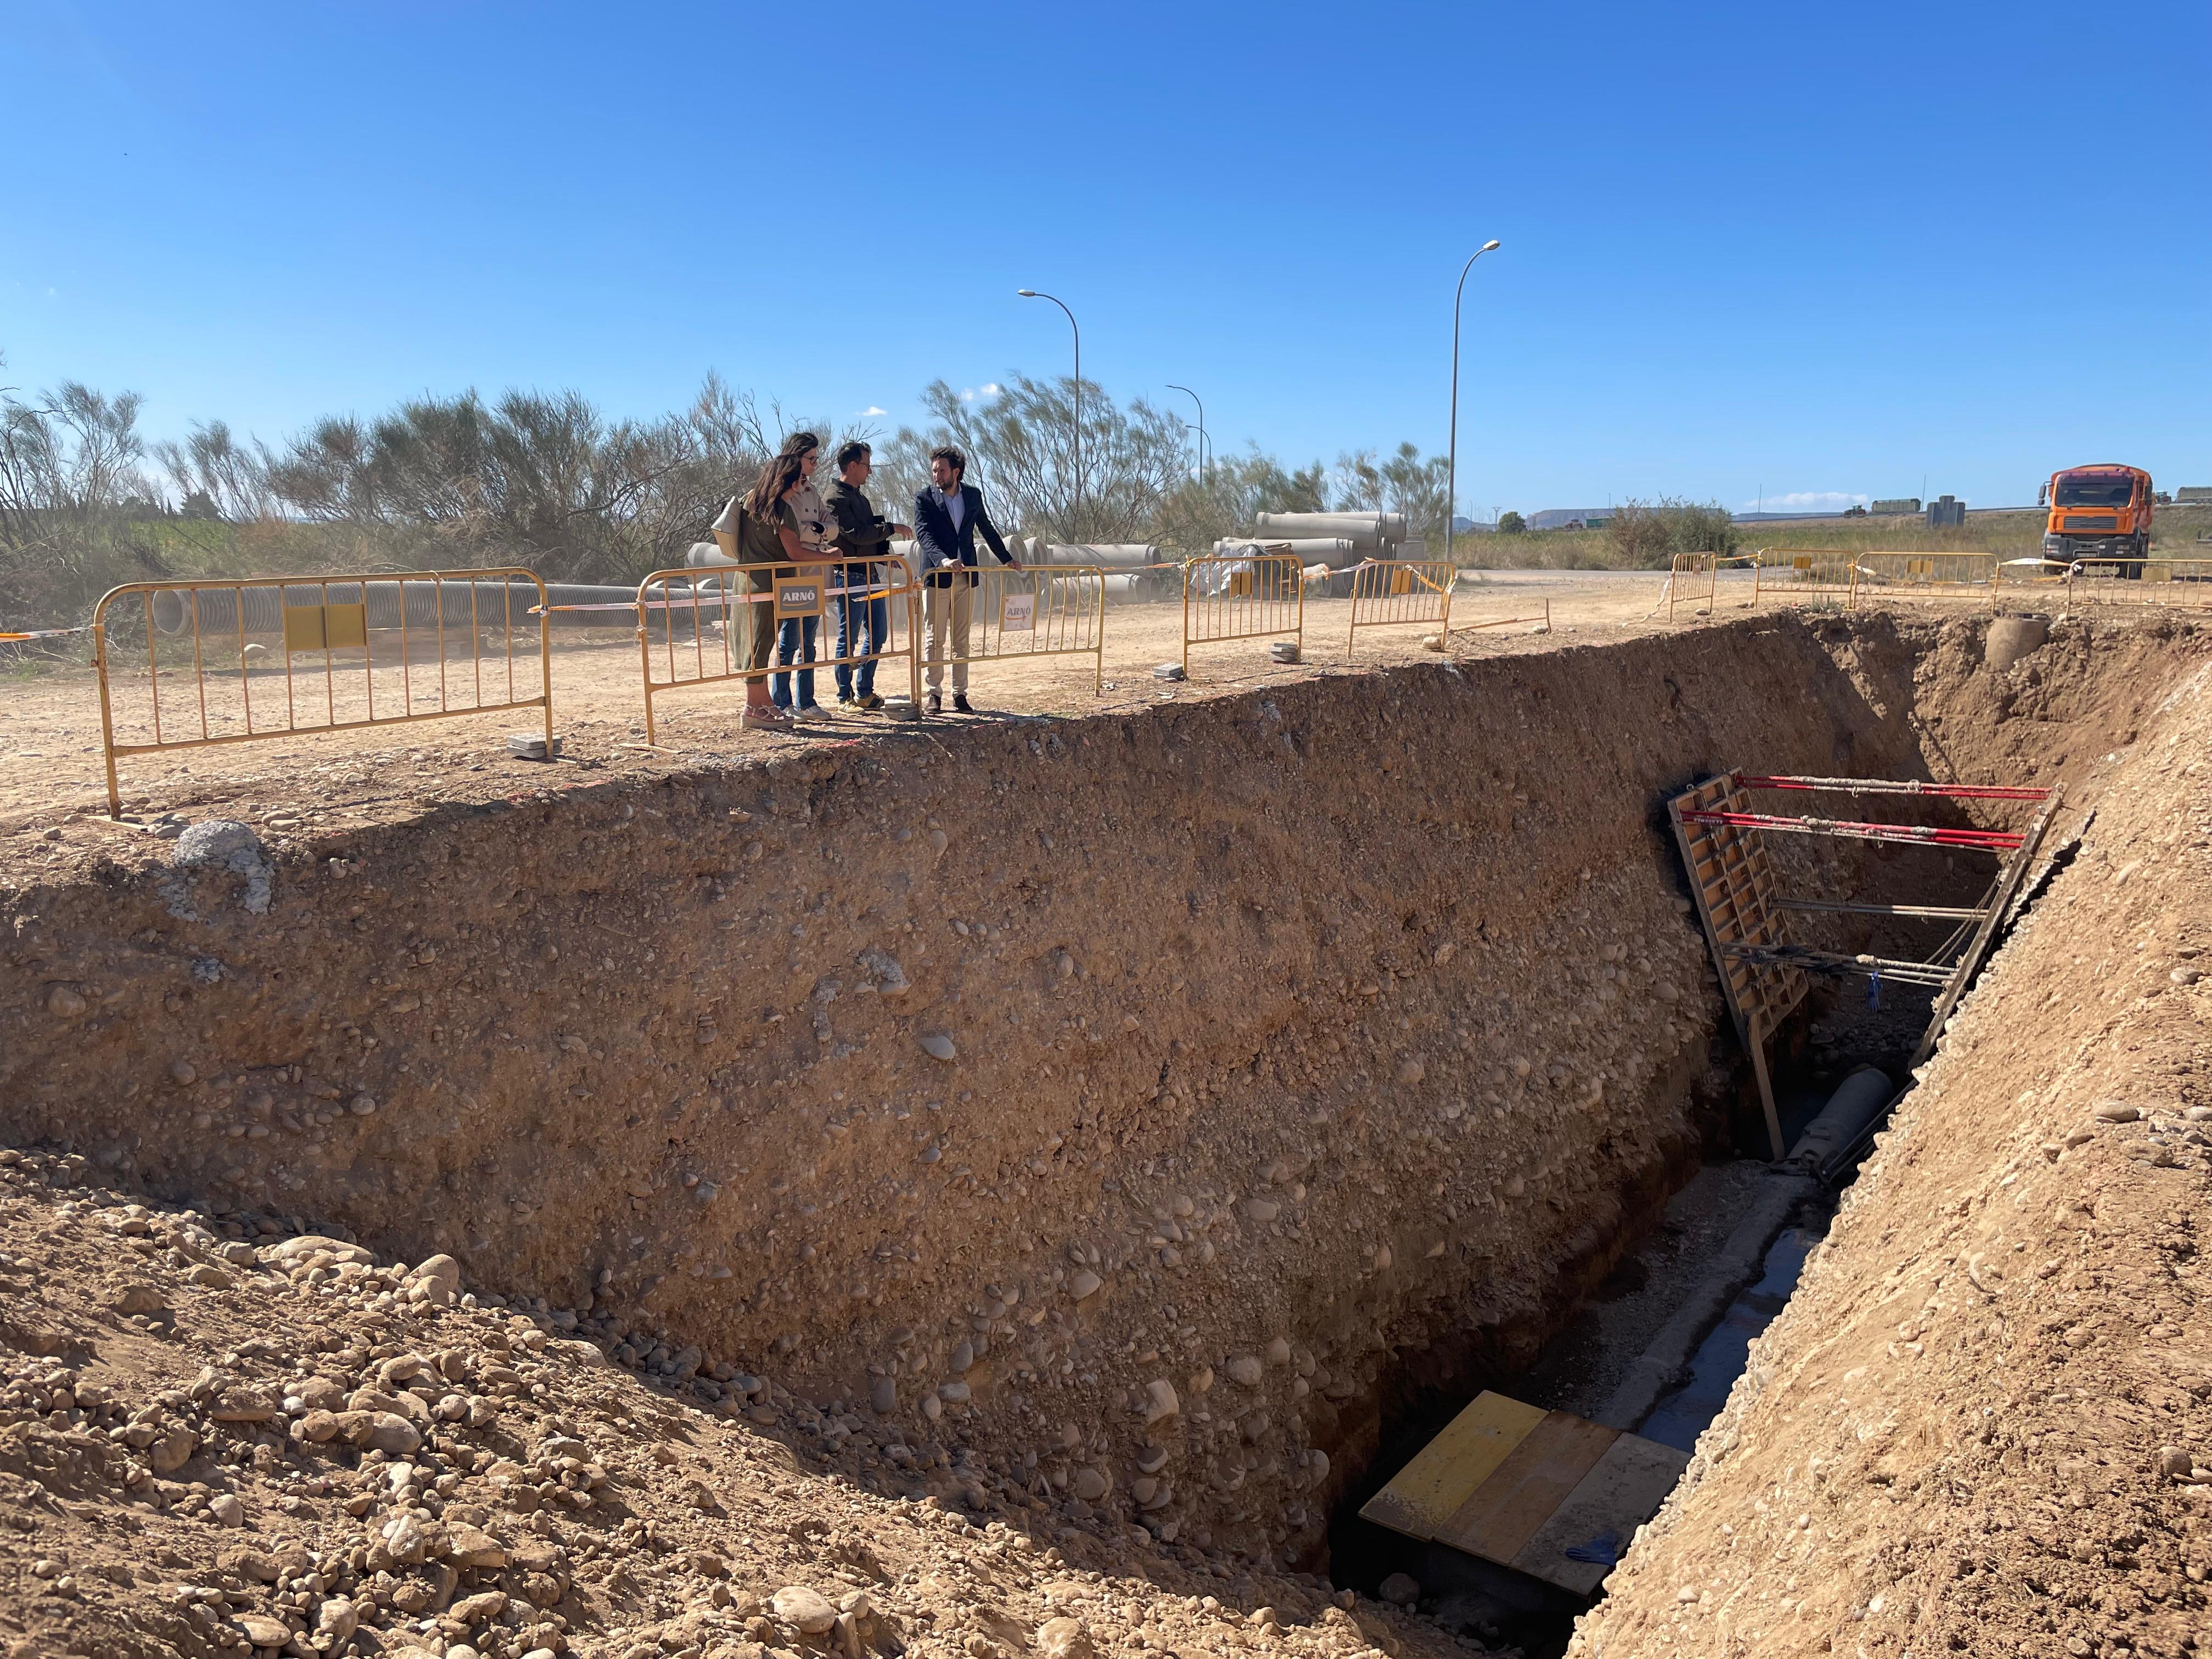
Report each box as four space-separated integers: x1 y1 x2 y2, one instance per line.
1571 625 2212 1656
1 612 2199 1584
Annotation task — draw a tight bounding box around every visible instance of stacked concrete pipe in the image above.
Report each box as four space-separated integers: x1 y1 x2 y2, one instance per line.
1213 537 1361 569
147 576 642 635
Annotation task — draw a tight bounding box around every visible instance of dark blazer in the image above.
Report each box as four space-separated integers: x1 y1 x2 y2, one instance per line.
912 483 1015 586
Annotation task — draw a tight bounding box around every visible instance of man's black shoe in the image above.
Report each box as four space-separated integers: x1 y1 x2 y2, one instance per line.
952 693 973 714
926 691 943 715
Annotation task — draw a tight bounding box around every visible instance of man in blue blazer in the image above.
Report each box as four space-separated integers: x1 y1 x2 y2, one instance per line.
912 445 1022 714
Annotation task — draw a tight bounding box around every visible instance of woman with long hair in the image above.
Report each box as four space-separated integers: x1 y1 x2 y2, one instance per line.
709 447 819 731
763 432 840 721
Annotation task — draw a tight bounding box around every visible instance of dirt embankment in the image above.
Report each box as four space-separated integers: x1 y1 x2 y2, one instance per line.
1573 630 2212 1657
2 610 2203 1624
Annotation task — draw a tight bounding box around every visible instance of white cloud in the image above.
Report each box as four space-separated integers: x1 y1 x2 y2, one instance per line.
1740 490 1869 513
957 384 1003 404
980 382 1000 396
859 405 887 417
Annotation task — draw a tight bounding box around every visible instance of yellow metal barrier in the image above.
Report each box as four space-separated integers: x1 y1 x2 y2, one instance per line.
1850 550 1998 604
92 568 551 819
1345 560 1453 654
636 556 921 745
1666 552 1719 623
1750 549 1858 611
1182 554 1304 674
919 563 1105 697
2062 558 2212 608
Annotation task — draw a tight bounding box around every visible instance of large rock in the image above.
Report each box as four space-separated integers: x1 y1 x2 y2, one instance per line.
774 1585 839 1634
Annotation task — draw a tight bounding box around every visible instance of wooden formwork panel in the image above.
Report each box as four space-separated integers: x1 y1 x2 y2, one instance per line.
1668 774 1806 1048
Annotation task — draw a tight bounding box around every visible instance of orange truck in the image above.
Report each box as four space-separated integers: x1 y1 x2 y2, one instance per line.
2043 464 2154 574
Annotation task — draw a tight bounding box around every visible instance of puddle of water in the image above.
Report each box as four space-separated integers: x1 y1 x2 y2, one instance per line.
1636 1224 1820 1454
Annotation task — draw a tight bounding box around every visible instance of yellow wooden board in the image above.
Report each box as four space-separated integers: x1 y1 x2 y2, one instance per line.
1508 1432 1691 1595
1358 1390 1546 1542
1435 1410 1620 1564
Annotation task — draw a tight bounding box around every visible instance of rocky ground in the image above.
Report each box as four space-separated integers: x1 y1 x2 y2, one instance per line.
0 1155 1483 1659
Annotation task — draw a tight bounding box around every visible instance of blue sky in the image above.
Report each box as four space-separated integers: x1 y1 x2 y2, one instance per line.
3 1 2205 517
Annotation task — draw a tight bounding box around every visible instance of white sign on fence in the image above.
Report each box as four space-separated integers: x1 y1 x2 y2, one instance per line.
1000 592 1037 633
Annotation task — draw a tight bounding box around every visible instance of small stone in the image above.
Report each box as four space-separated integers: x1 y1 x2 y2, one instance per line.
349 1094 377 1116
1244 1197 1281 1223
316 1598 361 1641
411 1253 461 1295
234 1613 290 1646
1187 1367 1214 1395
187 1263 230 1289
2174 968 2203 985
450 1590 509 1625
921 1032 957 1062
921 1394 943 1421
1378 1573 1420 1607
149 1428 198 1474
44 985 86 1018
445 1524 507 1569
1072 1467 1109 1502
1503 1175 1527 1198
1069 1269 1102 1301
1141 1379 1179 1425
208 1493 245 1527
1675 1587 1700 1604
939 1381 972 1404
170 1060 198 1085
110 1284 165 1315
1137 1443 1170 1474
774 1585 840 1634
1372 1244 1394 1272
1226 1355 1265 1387
2095 1101 2140 1124
291 1410 340 1444
365 1412 422 1455
1433 942 1455 967
1265 1337 1292 1364
870 1376 898 1414
2160 1446 2194 1479
1396 1058 1425 1087
1036 1618 1094 1659
949 1341 974 1374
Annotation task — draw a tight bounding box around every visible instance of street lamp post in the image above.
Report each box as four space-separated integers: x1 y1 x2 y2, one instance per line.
1446 240 1502 567
1166 384 1207 486
1018 290 1080 534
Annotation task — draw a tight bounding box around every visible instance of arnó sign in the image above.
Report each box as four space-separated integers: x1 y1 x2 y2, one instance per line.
775 578 823 619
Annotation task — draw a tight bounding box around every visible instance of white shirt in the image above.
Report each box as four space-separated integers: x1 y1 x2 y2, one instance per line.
943 487 966 533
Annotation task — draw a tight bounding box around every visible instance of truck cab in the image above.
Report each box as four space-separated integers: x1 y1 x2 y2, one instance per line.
2045 465 2154 575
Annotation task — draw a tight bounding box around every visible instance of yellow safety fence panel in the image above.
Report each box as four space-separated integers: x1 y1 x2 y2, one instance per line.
2061 558 2212 609
1850 550 1998 605
92 568 552 819
1181 554 1304 674
1346 560 1453 654
919 563 1106 697
1666 551 1719 623
1750 548 1857 611
635 556 922 746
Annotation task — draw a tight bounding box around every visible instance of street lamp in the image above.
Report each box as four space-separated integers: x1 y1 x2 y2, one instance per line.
1446 240 1502 567
1166 384 1207 486
1018 290 1080 534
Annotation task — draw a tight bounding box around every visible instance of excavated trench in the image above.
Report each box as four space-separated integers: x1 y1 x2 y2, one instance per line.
1 610 2200 1627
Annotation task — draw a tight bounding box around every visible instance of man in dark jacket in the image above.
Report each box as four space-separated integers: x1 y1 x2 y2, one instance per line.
823 441 911 711
912 445 1021 714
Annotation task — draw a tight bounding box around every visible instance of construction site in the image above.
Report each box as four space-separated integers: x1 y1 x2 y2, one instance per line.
0 560 2207 1659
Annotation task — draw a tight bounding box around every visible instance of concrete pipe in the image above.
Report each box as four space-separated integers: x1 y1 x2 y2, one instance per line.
1254 511 1410 547
1042 544 1158 570
1214 537 1359 568
1252 512 1384 549
147 577 641 636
